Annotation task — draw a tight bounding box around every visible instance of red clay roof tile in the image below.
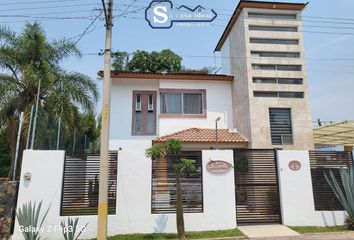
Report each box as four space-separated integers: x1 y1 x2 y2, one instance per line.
153 128 248 144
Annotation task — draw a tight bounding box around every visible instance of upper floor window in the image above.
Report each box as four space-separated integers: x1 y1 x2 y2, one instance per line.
269 108 293 145
252 64 302 71
250 38 299 45
251 51 300 58
254 91 304 98
253 77 303 85
248 12 297 20
249 25 298 32
160 89 206 118
132 91 157 136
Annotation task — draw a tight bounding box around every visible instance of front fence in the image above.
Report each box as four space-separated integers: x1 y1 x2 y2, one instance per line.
151 151 203 214
309 151 353 211
60 151 118 216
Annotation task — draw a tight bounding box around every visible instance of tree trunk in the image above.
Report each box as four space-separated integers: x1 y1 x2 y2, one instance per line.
175 169 186 240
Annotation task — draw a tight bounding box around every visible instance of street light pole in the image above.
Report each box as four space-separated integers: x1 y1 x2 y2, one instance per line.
215 117 221 150
97 0 113 239
31 78 41 149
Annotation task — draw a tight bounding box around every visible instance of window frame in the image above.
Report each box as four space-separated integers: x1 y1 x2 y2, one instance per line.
253 77 303 85
248 12 297 20
159 89 207 118
269 108 294 146
249 25 298 32
249 38 299 45
131 90 157 136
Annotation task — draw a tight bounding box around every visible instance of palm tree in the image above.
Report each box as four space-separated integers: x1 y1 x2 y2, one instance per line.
146 139 195 240
0 22 98 178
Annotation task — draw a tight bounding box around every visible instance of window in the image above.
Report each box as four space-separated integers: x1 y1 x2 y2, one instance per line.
249 25 298 32
269 108 293 145
254 91 304 99
132 91 157 135
279 92 304 98
277 65 302 71
252 64 276 70
250 38 299 45
278 78 303 85
160 89 206 117
252 64 302 71
248 12 297 20
151 151 203 213
254 91 278 98
251 51 300 58
253 77 303 85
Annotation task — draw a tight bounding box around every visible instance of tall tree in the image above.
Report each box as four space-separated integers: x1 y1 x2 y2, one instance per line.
0 23 98 178
112 49 182 73
112 51 129 71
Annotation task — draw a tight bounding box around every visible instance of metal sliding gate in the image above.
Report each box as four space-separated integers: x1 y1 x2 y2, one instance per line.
234 149 281 225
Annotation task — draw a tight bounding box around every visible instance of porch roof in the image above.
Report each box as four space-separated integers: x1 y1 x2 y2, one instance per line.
153 128 248 144
313 120 354 146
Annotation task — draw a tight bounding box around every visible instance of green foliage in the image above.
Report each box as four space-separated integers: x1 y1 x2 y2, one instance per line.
289 226 349 234
0 129 10 177
106 228 244 240
112 49 182 73
325 167 354 229
176 158 196 173
112 51 129 71
16 201 50 240
145 143 165 159
166 139 182 156
0 22 99 171
60 217 88 240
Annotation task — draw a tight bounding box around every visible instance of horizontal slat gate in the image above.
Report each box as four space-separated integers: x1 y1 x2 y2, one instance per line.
234 149 281 225
151 151 203 214
60 151 118 216
309 151 353 211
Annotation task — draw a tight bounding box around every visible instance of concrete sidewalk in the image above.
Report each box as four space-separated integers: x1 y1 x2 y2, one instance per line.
238 224 300 238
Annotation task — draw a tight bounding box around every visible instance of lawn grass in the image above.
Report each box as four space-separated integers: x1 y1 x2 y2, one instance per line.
107 228 244 240
289 225 351 234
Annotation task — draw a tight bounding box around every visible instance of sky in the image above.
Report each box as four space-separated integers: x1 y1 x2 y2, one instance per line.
1 0 354 122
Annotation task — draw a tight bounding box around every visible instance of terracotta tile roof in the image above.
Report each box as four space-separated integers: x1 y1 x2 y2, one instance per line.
153 128 248 144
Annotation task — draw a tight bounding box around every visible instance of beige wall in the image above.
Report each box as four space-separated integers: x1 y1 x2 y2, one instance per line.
222 7 314 150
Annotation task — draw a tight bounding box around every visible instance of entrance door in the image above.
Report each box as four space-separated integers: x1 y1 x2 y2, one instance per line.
234 149 281 225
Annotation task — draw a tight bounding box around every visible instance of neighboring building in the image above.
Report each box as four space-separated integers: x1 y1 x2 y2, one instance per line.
216 0 314 150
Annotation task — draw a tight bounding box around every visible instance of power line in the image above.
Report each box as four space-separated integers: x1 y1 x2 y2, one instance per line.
1 3 99 12
0 0 91 6
73 10 103 46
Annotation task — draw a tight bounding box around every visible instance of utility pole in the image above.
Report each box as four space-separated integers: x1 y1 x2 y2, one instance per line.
97 0 113 239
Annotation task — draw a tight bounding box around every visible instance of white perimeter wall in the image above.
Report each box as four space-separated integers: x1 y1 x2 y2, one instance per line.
277 150 346 226
14 149 236 239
